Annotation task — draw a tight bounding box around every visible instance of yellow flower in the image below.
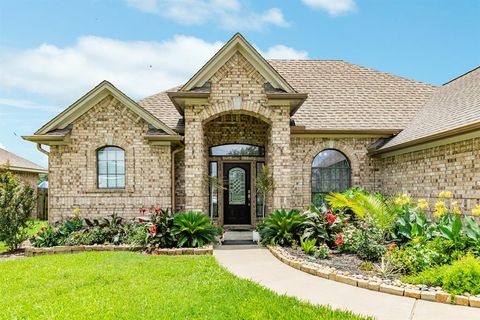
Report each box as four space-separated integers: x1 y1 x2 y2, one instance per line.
451 201 461 215
472 204 480 216
417 199 429 210
73 207 80 216
438 191 452 199
411 237 421 245
434 200 446 218
395 193 411 206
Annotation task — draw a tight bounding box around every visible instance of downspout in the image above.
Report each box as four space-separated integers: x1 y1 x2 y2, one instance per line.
171 146 184 213
36 143 50 156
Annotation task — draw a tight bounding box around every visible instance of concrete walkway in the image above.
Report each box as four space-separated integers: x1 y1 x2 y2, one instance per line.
214 247 480 320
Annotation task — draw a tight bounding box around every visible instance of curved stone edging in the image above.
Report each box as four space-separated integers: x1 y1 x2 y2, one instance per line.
25 245 213 257
267 245 480 308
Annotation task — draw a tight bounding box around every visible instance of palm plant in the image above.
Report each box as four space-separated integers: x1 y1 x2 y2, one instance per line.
258 209 305 246
325 190 394 235
255 164 273 219
172 211 218 248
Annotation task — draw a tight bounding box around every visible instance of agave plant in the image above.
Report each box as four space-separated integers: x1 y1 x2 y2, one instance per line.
258 209 305 246
172 211 218 248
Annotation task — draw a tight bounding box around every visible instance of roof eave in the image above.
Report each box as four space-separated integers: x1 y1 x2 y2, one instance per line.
369 122 480 156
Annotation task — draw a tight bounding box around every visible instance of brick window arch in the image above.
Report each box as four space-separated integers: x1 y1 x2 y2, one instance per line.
97 146 125 189
311 149 351 206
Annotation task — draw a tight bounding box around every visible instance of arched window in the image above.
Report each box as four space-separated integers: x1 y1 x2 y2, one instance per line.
311 149 350 205
97 146 125 189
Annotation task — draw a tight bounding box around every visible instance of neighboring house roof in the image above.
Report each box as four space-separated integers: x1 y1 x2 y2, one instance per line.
139 60 436 132
0 148 47 174
377 66 480 152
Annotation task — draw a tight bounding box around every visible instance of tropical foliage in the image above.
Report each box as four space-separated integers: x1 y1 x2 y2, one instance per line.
258 209 305 246
172 211 219 248
31 208 219 249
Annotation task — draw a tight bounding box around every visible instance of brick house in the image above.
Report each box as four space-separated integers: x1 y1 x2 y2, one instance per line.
23 33 480 225
0 147 47 188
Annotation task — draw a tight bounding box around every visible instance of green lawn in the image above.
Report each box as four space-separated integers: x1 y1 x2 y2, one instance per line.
0 252 370 320
0 220 46 253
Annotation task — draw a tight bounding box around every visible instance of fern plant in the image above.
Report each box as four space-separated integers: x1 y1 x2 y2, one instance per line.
258 209 305 246
172 211 218 248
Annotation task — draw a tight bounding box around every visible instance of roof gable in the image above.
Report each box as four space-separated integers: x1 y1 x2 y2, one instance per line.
180 33 296 93
35 81 177 136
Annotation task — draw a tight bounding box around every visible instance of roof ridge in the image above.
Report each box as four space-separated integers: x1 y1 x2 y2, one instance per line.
0 147 46 171
442 66 480 86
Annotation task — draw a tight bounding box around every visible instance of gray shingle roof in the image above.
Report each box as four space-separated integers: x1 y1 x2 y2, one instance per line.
0 148 47 173
380 67 480 150
138 60 437 132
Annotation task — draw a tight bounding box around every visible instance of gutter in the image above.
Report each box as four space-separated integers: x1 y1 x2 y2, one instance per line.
36 143 50 157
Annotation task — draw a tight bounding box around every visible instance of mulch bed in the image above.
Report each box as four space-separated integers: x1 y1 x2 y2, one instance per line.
283 246 400 280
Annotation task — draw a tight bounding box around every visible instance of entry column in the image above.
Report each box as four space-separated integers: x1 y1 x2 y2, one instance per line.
268 106 292 210
184 104 207 212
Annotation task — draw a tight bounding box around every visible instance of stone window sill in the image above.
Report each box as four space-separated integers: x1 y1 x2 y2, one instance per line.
85 187 134 194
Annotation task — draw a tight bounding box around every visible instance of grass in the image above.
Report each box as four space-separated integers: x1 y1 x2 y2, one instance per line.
0 252 370 320
0 220 47 253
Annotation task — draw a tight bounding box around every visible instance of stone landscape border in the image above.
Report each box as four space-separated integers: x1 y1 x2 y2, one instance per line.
25 245 213 257
268 246 480 308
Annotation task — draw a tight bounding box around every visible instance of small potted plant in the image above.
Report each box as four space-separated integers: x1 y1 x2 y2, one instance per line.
253 223 263 244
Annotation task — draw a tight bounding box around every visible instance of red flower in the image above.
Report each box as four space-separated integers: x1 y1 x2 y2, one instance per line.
325 208 332 215
138 218 145 223
327 212 337 225
154 207 161 214
139 208 147 214
335 233 343 247
148 225 157 234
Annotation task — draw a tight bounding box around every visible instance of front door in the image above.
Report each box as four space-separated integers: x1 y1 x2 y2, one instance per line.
223 163 251 224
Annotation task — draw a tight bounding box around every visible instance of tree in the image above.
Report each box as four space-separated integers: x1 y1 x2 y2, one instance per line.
0 167 35 251
256 164 273 219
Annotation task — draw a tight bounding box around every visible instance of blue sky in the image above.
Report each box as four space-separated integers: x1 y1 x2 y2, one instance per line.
0 0 479 167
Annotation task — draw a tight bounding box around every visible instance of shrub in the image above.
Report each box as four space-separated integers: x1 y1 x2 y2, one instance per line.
354 226 386 262
172 211 218 248
315 243 330 259
337 225 359 253
402 255 480 296
123 223 148 246
386 246 439 275
300 236 316 255
259 209 305 246
0 169 35 251
360 261 374 271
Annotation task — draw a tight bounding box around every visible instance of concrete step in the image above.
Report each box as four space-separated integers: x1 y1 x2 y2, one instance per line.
223 231 253 241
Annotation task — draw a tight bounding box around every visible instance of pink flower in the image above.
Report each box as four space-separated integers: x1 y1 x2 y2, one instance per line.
335 233 343 247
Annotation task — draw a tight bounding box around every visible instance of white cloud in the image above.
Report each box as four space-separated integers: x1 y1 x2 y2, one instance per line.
262 45 308 59
0 142 5 150
302 0 356 15
0 98 60 112
126 0 289 30
0 35 308 102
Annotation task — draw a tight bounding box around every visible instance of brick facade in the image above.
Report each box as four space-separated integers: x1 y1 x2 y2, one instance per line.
378 137 480 213
48 96 172 223
44 49 480 225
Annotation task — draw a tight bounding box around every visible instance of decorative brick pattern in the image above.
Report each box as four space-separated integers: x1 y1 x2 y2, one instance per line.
378 137 480 213
48 95 172 223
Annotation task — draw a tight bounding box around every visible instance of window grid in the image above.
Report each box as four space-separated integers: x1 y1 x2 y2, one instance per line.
256 161 265 218
311 150 350 206
97 146 125 189
209 161 218 217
